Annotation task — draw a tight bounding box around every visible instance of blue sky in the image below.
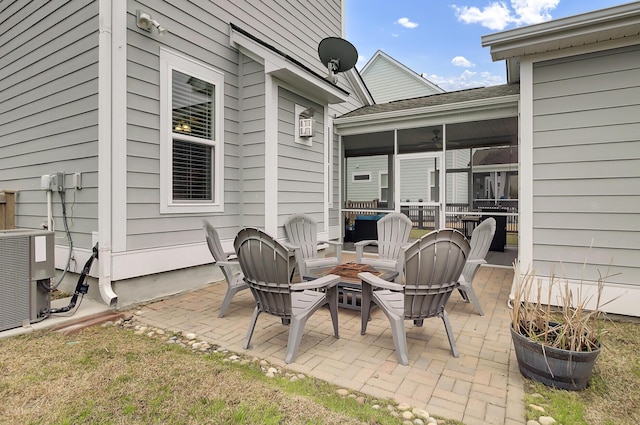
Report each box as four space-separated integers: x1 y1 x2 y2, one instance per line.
345 0 629 91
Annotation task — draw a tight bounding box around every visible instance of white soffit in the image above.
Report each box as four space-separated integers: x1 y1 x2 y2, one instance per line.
229 25 349 104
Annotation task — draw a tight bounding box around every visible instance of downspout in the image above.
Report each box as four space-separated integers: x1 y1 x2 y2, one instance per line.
97 0 117 307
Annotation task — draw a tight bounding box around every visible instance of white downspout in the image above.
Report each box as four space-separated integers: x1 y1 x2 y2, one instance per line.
97 0 117 306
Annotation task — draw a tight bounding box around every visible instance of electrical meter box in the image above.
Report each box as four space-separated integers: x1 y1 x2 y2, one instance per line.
0 229 54 331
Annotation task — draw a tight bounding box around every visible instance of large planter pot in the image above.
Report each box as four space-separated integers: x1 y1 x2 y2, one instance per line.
510 325 601 390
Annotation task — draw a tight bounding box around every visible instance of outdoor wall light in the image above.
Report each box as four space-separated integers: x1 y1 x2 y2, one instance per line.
136 9 167 36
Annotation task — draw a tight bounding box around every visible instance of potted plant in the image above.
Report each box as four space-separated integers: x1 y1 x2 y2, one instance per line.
510 266 607 390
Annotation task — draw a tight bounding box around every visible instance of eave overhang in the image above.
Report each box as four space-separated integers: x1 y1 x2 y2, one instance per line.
482 2 640 61
229 24 350 104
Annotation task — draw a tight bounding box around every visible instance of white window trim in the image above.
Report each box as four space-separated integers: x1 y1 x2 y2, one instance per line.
159 47 224 214
379 171 388 202
351 172 371 183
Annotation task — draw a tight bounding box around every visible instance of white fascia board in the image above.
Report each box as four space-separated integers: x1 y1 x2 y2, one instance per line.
335 95 519 135
229 26 349 104
482 2 640 60
345 68 374 105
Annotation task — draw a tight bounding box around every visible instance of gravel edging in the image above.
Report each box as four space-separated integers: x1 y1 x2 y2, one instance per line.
103 310 447 425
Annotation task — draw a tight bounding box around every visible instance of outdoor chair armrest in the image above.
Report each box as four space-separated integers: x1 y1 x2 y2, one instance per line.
280 240 299 251
358 272 404 292
355 240 378 263
319 240 342 263
215 259 239 267
355 239 378 248
321 240 343 249
466 258 487 265
224 251 237 260
291 274 340 291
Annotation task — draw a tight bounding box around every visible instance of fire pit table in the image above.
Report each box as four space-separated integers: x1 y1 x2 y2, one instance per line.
305 262 398 311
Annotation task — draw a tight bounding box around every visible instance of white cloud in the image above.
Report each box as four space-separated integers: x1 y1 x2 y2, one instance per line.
424 69 505 91
452 0 559 30
511 0 559 25
452 2 512 30
396 17 419 29
392 33 399 38
451 56 475 68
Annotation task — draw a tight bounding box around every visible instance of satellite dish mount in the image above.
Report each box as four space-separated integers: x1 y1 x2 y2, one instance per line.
318 37 358 84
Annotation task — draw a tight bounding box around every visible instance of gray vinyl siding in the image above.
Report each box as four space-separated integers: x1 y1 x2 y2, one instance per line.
125 2 243 250
1 0 360 257
345 156 387 202
531 45 640 286
362 56 441 103
400 159 434 202
125 1 349 249
0 1 100 249
446 150 471 204
276 88 325 238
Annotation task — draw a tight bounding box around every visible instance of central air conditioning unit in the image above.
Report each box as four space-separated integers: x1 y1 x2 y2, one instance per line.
0 229 54 332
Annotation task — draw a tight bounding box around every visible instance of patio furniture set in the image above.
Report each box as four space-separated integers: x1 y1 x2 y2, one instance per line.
203 213 496 365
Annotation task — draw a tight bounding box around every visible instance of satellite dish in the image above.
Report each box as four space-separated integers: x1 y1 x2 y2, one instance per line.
318 37 358 84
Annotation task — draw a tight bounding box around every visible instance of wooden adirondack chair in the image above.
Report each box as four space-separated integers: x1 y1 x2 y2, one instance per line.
355 212 413 282
359 229 470 365
203 221 248 317
234 227 340 364
457 217 496 316
284 213 342 278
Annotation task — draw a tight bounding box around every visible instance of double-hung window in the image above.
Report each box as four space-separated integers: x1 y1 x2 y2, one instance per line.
160 48 224 213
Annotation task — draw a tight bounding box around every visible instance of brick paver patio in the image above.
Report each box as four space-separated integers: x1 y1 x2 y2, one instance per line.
136 259 526 425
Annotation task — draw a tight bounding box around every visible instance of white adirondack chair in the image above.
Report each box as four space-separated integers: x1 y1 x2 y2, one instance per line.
202 220 248 317
355 212 412 282
359 229 470 365
457 217 496 316
284 213 342 278
234 227 340 364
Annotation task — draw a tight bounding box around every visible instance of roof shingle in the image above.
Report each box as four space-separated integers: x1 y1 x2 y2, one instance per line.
339 83 520 118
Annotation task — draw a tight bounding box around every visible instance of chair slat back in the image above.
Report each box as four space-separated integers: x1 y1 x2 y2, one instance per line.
284 213 319 265
234 227 292 317
203 220 235 283
403 229 470 319
462 217 496 281
376 213 412 261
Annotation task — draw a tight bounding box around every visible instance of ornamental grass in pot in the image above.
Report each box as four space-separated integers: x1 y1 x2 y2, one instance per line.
510 265 609 390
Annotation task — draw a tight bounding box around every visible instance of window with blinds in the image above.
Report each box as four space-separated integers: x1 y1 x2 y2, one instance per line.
171 70 214 201
159 47 224 213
